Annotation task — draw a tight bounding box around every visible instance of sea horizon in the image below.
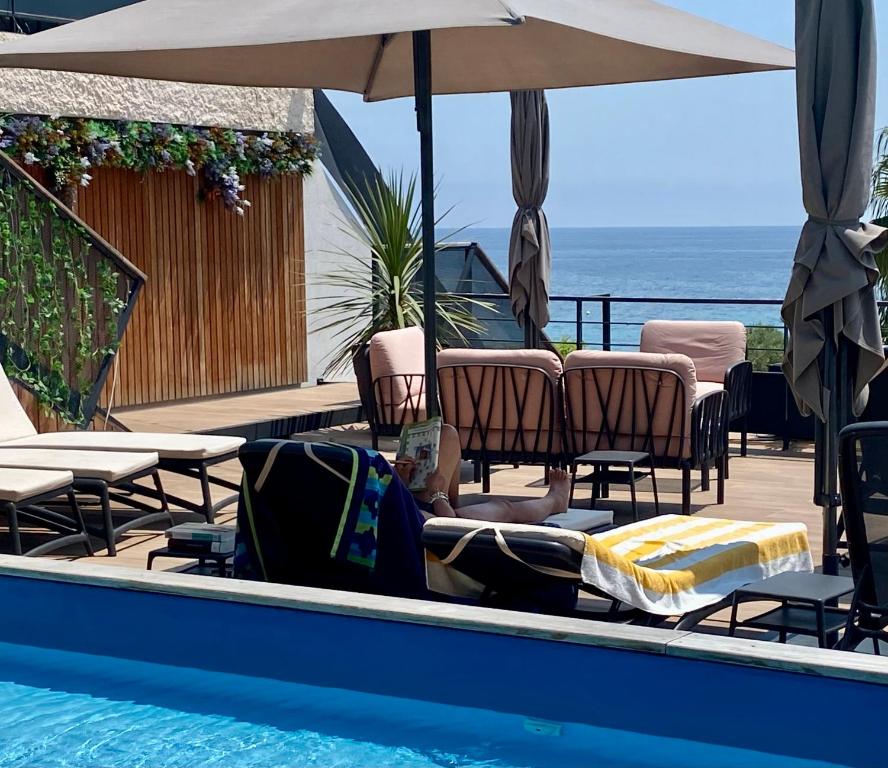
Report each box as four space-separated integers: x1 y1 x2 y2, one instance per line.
440 224 798 348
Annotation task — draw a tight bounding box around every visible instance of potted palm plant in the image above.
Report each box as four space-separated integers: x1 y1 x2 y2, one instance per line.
315 171 492 421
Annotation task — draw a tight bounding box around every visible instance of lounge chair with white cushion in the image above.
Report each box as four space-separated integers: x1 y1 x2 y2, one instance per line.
0 367 244 522
0 468 92 556
423 514 813 625
0 448 169 556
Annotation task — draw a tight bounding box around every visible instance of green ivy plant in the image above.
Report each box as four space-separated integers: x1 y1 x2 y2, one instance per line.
0 166 127 423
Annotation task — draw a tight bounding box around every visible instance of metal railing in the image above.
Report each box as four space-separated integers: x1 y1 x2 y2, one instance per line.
456 291 888 366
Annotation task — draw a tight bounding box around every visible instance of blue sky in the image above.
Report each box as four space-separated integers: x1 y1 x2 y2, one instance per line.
326 1 888 229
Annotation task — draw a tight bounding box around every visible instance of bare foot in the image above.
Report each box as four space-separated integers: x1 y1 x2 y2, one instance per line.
545 468 571 514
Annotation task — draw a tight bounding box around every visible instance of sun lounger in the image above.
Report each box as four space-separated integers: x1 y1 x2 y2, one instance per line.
423 514 813 624
0 448 170 556
0 468 92 557
0 367 244 521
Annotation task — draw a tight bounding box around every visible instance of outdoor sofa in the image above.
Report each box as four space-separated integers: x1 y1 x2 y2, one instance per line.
0 367 244 523
562 350 729 515
355 326 427 450
639 320 751 477
437 348 563 492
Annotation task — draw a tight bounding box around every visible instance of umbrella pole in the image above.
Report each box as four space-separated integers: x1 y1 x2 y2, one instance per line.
817 310 841 576
413 30 439 417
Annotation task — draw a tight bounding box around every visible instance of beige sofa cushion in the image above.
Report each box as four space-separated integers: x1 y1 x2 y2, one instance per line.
563 350 697 459
0 449 158 483
368 326 426 424
437 348 563 455
0 367 39 442
5 431 245 460
0 468 72 503
640 320 746 383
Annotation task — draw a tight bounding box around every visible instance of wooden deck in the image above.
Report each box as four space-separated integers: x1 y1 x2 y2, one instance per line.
15 383 829 637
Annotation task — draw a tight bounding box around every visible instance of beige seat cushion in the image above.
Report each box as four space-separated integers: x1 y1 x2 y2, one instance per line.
5 432 245 460
0 468 73 503
368 326 427 424
437 348 563 455
640 320 746 383
695 381 725 398
563 350 697 459
0 368 39 442
0 449 158 483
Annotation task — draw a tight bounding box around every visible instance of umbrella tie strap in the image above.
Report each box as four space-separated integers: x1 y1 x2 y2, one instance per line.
807 214 861 228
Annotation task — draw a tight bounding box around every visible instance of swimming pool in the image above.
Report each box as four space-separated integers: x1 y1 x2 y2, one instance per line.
0 557 883 768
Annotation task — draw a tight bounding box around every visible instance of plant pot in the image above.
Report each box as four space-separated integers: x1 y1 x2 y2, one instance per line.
352 343 376 432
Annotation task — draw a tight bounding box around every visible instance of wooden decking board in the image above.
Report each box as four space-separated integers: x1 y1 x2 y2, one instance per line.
16 383 837 639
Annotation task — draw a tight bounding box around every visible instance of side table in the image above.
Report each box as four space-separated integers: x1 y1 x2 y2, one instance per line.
570 450 659 521
147 546 233 577
729 572 854 648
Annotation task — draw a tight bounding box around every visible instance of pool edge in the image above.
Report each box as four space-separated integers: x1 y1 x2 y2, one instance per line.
1 555 886 686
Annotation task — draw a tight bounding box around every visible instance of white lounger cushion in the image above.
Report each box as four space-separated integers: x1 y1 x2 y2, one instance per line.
0 468 73 503
0 450 158 483
4 431 245 460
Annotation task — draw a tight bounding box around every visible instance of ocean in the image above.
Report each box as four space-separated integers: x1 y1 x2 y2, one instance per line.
451 225 799 349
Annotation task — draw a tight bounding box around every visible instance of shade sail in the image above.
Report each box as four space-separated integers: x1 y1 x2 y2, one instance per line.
509 90 551 338
0 0 793 98
782 0 887 422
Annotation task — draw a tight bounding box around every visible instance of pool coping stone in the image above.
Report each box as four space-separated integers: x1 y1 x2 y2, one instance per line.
0 555 886 686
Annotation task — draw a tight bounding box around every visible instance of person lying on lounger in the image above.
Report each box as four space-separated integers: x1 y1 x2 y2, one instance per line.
393 424 570 524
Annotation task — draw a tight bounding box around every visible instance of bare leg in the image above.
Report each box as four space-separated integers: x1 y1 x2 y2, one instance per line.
413 424 462 507
453 468 572 524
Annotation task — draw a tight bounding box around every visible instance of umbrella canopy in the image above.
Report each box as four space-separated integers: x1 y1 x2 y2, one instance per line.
509 89 551 345
782 0 888 573
0 0 794 413
782 0 887 423
0 0 794 95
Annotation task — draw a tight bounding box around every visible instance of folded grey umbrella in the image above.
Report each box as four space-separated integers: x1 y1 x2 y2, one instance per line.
782 0 888 422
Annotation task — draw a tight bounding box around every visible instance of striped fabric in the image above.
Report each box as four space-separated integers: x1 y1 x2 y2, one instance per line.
582 515 813 615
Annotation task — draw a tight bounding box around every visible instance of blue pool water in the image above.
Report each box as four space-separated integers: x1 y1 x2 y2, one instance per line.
0 641 852 768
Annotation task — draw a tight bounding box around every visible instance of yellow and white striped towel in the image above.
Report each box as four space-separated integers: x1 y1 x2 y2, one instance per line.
582 514 813 615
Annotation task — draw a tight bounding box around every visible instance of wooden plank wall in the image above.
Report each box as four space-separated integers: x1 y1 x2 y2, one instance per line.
75 168 307 407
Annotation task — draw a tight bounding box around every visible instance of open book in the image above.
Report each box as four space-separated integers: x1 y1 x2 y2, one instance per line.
396 417 443 492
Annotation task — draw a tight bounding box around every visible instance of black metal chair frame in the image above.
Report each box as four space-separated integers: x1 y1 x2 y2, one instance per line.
838 422 888 653
76 467 173 556
562 365 729 515
368 373 427 450
119 454 241 523
724 360 753 478
438 363 560 493
0 485 93 557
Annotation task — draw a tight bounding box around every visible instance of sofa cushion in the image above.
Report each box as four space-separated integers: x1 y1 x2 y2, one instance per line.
5 431 245 460
563 350 697 459
368 327 426 425
640 320 746 384
0 468 72 503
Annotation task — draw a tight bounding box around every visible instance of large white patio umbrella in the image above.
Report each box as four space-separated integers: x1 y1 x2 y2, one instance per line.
0 0 794 411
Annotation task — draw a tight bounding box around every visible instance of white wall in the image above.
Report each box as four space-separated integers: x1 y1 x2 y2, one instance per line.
302 167 370 384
